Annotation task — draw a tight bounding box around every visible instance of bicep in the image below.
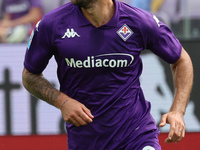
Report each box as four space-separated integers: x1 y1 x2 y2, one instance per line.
22 67 43 89
170 47 191 69
22 67 43 77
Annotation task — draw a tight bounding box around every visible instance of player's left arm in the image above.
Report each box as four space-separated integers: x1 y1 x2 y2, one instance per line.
159 47 193 143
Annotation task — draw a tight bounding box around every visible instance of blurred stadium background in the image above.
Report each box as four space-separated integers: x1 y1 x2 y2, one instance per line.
0 0 200 149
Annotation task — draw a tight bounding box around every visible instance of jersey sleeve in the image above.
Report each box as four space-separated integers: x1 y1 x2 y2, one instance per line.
24 17 55 74
140 13 182 64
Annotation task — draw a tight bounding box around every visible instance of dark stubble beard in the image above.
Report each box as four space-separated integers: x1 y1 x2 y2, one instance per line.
71 0 97 9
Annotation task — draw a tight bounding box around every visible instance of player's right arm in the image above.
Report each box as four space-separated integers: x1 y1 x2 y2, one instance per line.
22 67 94 127
23 14 93 127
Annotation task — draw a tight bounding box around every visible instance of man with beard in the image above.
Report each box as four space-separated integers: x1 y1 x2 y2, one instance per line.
22 0 193 149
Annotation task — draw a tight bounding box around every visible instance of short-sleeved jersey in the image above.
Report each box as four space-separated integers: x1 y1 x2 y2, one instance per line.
3 0 42 19
24 0 182 149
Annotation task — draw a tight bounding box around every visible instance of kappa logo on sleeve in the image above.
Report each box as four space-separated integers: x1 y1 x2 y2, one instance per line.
153 15 160 28
36 20 41 32
117 24 134 41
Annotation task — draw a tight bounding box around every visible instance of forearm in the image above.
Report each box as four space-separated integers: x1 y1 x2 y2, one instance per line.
22 68 68 109
170 48 193 115
22 68 94 126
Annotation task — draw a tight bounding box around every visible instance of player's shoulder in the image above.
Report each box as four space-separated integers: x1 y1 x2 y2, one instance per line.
117 1 156 28
117 1 150 19
44 3 75 22
38 3 76 30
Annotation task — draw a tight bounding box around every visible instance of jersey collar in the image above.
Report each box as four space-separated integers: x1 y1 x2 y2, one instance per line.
77 0 119 27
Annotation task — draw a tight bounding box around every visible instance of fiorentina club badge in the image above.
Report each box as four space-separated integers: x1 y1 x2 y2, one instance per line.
117 24 133 41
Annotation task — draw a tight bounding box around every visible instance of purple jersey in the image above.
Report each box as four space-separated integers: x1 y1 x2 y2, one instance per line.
3 0 42 20
24 0 182 149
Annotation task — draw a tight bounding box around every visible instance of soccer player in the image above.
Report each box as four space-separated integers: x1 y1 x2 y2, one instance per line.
22 0 193 149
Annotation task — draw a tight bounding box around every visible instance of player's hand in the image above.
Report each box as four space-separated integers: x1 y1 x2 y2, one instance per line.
159 111 185 143
60 98 94 127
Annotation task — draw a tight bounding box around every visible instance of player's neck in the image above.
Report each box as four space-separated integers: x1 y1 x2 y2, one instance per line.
81 0 115 28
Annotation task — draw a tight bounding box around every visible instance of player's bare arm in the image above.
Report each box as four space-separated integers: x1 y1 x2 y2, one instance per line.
159 47 193 143
22 68 61 105
22 68 94 127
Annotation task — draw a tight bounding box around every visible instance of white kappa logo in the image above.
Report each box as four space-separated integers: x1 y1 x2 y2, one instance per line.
36 20 41 32
153 15 160 28
62 28 80 39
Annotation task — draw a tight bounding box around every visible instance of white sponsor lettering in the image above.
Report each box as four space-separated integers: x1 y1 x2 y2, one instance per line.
65 53 134 68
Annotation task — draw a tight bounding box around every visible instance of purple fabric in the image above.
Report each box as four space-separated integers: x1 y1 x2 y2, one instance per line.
3 0 42 19
24 0 182 149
